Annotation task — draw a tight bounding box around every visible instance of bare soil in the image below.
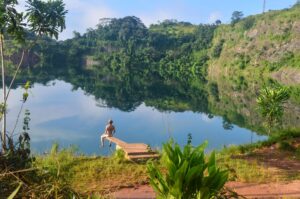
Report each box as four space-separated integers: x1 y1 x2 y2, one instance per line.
112 181 300 199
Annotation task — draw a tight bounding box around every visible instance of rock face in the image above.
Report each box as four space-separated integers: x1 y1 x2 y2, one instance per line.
272 68 300 86
209 4 300 72
84 56 100 69
7 50 40 68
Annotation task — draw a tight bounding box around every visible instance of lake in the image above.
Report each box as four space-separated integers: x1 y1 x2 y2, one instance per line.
5 79 266 155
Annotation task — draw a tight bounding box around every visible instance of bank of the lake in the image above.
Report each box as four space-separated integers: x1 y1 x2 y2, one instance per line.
29 128 300 197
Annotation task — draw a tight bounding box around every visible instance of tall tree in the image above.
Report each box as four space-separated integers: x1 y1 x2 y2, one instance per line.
0 0 67 152
231 11 244 25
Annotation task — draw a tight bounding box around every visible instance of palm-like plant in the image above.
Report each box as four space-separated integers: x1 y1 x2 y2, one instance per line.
25 0 67 39
147 140 228 199
257 86 290 134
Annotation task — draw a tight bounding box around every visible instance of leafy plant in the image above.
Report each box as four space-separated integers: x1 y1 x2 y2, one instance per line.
147 140 228 199
257 86 290 134
0 0 67 153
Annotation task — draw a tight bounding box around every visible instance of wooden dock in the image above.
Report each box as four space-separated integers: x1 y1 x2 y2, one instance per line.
106 137 160 161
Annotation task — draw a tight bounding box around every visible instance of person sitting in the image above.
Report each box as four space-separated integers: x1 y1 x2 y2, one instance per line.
100 119 116 147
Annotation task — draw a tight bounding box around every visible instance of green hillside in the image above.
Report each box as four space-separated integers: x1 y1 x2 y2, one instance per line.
205 4 300 132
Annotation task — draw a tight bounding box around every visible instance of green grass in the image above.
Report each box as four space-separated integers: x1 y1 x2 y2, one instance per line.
216 128 300 182
34 146 150 196
29 128 300 197
217 151 279 183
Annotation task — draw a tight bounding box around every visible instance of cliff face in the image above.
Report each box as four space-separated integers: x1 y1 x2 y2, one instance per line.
205 4 300 131
8 51 40 68
208 4 300 74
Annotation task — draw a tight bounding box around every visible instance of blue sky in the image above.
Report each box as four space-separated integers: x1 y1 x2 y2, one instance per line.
19 0 297 40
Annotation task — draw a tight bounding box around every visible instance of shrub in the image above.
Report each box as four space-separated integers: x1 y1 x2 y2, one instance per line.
211 39 225 58
278 141 296 152
241 17 255 30
147 140 228 199
208 82 220 101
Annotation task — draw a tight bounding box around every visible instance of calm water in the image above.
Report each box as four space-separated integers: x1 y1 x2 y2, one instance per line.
5 80 266 155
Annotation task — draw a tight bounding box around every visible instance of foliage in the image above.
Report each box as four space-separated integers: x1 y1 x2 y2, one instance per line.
257 86 290 134
31 143 80 198
231 11 244 25
25 0 68 39
240 17 256 30
0 0 24 41
147 140 228 199
208 82 219 101
1 0 67 152
211 39 224 58
278 140 296 151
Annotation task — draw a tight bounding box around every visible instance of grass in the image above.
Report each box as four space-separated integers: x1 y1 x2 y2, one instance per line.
34 145 150 196
25 128 300 197
217 150 279 183
216 128 300 183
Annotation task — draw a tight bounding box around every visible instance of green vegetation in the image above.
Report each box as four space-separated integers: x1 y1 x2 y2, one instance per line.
0 1 300 198
1 2 298 132
217 128 300 182
147 140 228 199
1 0 67 152
257 86 290 134
231 11 244 25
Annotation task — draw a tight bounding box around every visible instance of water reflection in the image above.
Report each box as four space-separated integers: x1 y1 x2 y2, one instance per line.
6 80 266 155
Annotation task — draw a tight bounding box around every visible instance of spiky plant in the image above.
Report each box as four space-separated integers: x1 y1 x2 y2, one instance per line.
147 140 228 199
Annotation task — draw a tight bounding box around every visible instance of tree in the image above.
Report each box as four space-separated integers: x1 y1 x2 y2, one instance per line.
0 0 67 152
231 11 243 25
257 86 290 134
215 19 222 25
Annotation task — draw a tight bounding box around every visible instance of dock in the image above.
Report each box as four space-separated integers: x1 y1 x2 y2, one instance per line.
106 137 160 161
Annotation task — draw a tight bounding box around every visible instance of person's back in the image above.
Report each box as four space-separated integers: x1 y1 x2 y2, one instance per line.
100 119 116 147
105 123 115 137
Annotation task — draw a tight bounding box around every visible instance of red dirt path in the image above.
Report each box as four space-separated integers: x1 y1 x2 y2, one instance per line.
112 181 300 199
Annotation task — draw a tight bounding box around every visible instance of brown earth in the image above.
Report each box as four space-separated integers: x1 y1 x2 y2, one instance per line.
112 181 300 199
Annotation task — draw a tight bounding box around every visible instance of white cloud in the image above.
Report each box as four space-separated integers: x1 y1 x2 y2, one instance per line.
201 114 214 123
60 0 118 39
208 11 222 23
16 0 118 40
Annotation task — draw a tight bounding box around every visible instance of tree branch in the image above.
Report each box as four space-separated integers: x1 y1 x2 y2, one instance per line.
5 50 25 103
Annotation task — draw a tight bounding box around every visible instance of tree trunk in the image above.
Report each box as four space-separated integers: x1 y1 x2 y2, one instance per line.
0 35 7 152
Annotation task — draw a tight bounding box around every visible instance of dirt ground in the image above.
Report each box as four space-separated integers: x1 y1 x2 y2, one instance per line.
112 181 300 198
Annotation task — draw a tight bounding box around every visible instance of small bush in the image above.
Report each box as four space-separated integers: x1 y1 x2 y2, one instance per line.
278 141 296 152
113 149 126 163
147 140 228 199
241 17 255 30
211 39 225 58
208 82 220 101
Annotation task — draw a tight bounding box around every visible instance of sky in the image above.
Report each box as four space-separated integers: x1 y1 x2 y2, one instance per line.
17 0 297 40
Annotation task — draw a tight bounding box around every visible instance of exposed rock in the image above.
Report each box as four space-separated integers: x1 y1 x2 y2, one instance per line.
271 68 300 86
